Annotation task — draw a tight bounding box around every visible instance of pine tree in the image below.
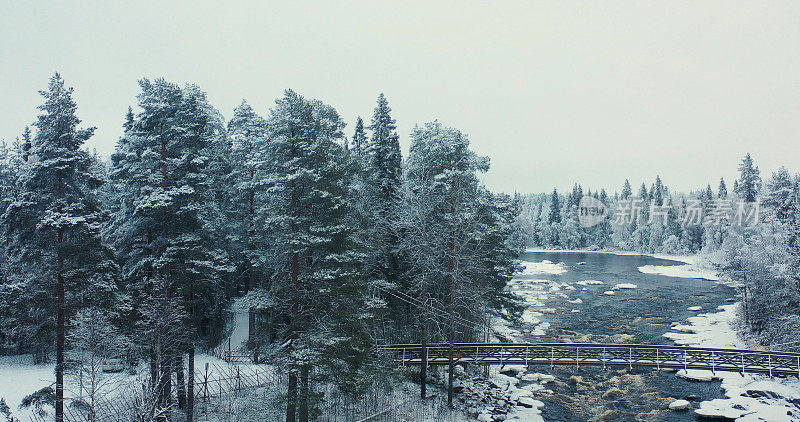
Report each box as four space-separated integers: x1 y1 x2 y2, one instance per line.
260 90 375 421
718 177 727 198
351 116 367 157
403 121 518 406
2 74 118 422
764 167 795 222
621 179 632 200
365 94 403 286
227 100 268 349
738 153 761 202
653 176 664 206
549 189 561 223
108 78 232 419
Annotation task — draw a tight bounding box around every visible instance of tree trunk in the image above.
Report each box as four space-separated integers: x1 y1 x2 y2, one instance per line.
187 347 194 422
299 366 309 422
56 227 65 422
420 320 427 399
447 195 456 408
286 370 297 422
176 355 187 409
248 172 257 361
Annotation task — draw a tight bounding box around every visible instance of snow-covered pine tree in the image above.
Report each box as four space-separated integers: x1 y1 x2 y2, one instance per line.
260 90 375 421
227 100 269 349
549 189 561 223
653 176 664 206
621 179 632 200
2 74 118 422
365 94 404 303
108 78 232 419
764 167 795 222
738 153 761 202
719 177 728 198
351 116 367 157
403 121 522 405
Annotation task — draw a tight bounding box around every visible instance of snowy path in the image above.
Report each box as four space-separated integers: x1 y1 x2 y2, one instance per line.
226 297 250 351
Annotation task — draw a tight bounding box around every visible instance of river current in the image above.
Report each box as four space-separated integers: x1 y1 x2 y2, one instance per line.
515 251 736 421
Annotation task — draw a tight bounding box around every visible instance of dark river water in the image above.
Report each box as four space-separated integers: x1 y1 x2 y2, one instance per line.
516 251 737 421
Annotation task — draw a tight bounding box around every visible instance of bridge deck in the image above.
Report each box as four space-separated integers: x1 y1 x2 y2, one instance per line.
378 343 800 378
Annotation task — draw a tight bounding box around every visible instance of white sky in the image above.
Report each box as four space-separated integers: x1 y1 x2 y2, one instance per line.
1 1 799 194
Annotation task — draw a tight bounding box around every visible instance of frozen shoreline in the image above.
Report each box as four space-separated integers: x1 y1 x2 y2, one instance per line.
523 247 698 266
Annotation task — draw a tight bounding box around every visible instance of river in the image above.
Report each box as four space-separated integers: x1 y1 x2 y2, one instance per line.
512 251 736 421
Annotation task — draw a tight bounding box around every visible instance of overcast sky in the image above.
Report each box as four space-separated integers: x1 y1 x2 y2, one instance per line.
2 1 799 194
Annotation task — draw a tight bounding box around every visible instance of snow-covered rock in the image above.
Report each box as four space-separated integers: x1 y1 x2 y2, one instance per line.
676 369 717 382
668 399 690 410
520 373 555 383
694 399 745 419
603 290 615 295
612 283 638 290
687 306 702 311
568 298 583 304
500 365 526 376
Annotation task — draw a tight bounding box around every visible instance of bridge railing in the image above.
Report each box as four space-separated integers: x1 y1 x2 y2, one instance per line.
377 342 800 378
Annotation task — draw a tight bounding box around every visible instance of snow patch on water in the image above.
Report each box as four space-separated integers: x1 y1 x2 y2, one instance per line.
639 264 720 281
519 260 568 276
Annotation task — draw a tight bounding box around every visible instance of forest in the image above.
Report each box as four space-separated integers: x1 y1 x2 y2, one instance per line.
0 74 522 421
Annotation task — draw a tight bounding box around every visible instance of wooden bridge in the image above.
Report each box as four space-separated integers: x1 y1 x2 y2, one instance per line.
378 342 800 378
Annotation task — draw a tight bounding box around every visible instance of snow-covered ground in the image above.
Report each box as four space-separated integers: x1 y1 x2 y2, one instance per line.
0 297 261 421
664 303 800 419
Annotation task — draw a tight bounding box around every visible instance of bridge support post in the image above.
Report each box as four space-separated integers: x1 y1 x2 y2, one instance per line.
656 349 659 372
602 347 606 371
741 353 745 374
420 326 427 399
768 354 772 378
448 342 454 408
711 351 715 375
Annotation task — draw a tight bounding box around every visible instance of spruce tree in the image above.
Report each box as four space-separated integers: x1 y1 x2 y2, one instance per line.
718 177 727 198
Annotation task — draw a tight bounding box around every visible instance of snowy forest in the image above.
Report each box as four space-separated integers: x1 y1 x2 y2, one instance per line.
513 154 800 350
0 74 522 421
